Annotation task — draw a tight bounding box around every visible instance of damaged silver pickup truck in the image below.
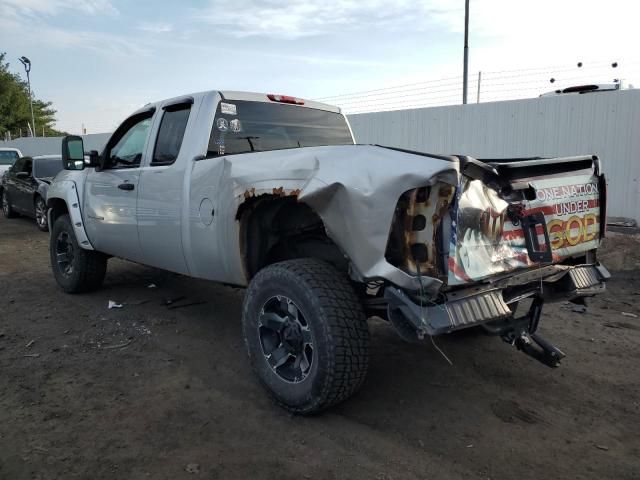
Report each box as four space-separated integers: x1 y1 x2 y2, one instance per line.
47 90 610 413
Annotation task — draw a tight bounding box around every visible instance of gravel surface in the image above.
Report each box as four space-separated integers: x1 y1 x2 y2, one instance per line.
1 215 639 479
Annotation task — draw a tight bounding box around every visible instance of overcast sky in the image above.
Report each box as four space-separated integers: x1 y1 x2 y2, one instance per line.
1 0 638 134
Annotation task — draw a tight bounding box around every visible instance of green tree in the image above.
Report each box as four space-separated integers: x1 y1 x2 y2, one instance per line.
0 52 66 139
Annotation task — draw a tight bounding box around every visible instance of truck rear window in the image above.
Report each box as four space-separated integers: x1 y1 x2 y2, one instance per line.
206 100 353 157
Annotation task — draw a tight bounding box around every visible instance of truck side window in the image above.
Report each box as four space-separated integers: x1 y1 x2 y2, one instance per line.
151 105 191 166
105 115 152 169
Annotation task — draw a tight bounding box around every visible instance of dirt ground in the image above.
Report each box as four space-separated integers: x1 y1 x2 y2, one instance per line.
1 214 639 480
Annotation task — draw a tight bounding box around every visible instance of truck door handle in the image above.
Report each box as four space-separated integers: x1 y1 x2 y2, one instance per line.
118 183 135 191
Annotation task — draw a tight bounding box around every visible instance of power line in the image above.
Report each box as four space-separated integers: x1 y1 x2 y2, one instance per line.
318 61 640 108
313 75 463 101
336 87 463 106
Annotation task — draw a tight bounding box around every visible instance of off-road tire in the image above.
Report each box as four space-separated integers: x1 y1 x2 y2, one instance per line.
242 258 370 414
2 189 18 218
50 214 107 293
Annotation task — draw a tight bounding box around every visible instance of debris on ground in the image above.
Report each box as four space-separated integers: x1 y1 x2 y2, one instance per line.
167 300 207 310
163 296 207 310
102 339 134 350
620 312 638 318
25 339 35 348
571 304 587 313
603 322 640 331
164 296 186 306
147 283 157 288
185 463 200 474
595 445 609 451
108 301 123 309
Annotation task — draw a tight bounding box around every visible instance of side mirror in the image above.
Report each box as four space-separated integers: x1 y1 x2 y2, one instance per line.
62 135 85 170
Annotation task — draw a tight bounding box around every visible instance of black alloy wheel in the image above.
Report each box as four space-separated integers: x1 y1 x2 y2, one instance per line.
35 196 48 231
55 230 75 277
258 295 314 383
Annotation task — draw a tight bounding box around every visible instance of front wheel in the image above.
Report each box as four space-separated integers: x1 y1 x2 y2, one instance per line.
242 258 370 414
34 196 48 231
50 214 107 293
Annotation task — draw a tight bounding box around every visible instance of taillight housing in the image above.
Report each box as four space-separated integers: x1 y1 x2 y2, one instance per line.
267 94 305 105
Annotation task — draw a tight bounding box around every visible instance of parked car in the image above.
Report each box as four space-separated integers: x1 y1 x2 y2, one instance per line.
0 148 23 175
47 90 609 413
540 83 621 97
1 155 64 231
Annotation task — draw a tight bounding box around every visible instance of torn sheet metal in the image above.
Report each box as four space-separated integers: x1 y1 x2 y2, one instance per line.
448 171 601 285
187 144 457 292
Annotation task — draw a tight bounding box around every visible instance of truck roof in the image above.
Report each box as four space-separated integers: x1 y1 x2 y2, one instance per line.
135 90 341 117
218 91 341 114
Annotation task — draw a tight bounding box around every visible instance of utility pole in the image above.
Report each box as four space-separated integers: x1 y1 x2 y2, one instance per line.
476 71 482 103
19 56 36 137
462 0 470 104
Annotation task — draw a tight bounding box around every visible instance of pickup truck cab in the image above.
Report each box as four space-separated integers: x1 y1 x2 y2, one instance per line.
47 90 610 413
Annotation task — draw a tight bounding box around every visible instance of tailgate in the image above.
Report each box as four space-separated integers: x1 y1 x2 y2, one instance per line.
447 155 605 285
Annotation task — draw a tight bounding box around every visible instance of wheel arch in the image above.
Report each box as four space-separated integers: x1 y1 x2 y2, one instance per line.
34 183 48 204
46 180 94 250
47 197 69 226
237 194 348 281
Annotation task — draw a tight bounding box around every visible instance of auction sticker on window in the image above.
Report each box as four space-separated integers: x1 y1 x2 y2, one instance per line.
220 103 237 115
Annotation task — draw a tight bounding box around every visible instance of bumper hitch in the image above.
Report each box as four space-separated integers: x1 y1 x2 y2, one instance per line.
500 297 565 368
510 331 566 368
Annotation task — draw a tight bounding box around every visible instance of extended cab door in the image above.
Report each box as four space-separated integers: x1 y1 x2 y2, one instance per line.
83 109 154 261
136 98 195 274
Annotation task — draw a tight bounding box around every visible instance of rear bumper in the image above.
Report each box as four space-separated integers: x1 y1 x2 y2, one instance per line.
385 263 610 336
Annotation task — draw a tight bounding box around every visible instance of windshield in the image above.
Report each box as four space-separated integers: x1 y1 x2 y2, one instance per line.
34 157 64 178
207 100 353 157
0 150 19 165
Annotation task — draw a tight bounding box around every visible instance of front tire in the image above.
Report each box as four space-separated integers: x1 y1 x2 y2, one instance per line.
50 214 107 293
242 258 370 414
2 189 18 218
34 195 48 231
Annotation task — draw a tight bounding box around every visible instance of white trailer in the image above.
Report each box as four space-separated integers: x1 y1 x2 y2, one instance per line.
348 89 640 222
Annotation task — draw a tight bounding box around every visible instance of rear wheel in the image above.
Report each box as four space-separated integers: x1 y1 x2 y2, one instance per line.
50 214 107 293
2 190 18 218
242 258 370 414
34 196 48 231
